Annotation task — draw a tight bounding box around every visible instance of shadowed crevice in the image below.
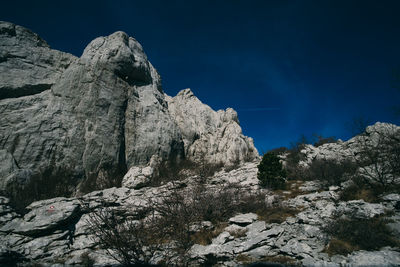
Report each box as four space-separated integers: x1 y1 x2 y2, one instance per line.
0 84 52 100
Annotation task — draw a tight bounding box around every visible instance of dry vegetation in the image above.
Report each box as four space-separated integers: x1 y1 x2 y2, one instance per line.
324 213 399 256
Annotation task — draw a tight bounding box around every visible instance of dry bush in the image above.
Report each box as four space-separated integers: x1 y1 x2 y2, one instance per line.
228 228 248 238
150 184 268 264
150 158 224 186
313 135 337 147
324 214 399 255
303 158 357 188
86 206 167 266
86 183 265 265
191 223 228 245
284 137 309 181
338 175 385 203
256 206 301 224
324 238 357 256
259 255 298 266
86 183 294 265
353 125 400 188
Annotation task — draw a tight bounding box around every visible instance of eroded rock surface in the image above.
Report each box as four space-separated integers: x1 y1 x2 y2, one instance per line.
0 22 258 202
166 88 259 166
0 162 399 266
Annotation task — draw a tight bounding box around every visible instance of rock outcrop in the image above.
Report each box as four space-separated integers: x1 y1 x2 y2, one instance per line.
0 21 258 204
166 88 258 166
0 21 76 99
298 122 400 166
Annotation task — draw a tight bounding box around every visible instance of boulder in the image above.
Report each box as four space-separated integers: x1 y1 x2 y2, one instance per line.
346 248 400 267
229 213 258 226
0 197 80 236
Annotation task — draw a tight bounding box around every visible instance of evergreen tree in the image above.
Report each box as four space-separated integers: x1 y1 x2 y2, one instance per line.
257 152 286 189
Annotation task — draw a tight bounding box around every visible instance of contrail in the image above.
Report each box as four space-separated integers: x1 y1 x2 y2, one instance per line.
236 107 280 111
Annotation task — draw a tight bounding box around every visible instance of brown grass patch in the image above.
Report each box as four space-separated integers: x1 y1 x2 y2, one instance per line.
236 254 254 264
256 206 302 224
191 223 228 245
260 255 298 265
228 228 248 238
274 180 305 200
324 238 358 256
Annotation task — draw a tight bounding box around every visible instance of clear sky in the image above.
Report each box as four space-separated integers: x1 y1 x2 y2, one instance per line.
2 0 400 152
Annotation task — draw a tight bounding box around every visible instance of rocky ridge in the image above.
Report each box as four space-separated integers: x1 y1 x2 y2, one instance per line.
0 21 258 203
297 122 400 167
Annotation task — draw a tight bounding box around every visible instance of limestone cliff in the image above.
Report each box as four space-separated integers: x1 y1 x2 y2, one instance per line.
0 21 258 203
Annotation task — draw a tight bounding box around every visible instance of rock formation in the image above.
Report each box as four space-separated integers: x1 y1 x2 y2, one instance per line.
2 21 398 267
166 89 259 165
0 21 258 205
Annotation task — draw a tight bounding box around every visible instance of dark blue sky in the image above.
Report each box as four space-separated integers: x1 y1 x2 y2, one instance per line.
2 0 400 152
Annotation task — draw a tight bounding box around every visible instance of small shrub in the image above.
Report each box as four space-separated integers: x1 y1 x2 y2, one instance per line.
313 135 337 147
257 152 286 190
304 158 357 187
228 228 248 238
236 254 254 264
260 255 298 265
284 137 309 180
80 252 94 267
324 215 399 255
324 238 358 256
339 176 384 203
150 158 224 186
353 125 400 188
191 223 228 245
86 207 166 266
256 206 302 224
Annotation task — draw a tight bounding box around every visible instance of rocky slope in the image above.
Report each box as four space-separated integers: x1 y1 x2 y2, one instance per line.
0 21 258 204
1 21 399 267
0 160 399 266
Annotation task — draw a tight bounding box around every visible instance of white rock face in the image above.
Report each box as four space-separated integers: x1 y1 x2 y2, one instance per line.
0 21 76 99
0 22 260 200
298 122 400 166
166 88 259 166
122 166 154 189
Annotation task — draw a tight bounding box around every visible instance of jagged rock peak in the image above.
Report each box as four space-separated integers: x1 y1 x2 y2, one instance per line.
0 21 48 47
0 21 76 99
166 88 259 165
177 88 195 97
